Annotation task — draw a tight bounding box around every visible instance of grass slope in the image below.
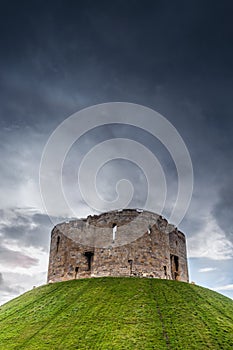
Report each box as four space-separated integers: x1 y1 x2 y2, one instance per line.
0 278 232 349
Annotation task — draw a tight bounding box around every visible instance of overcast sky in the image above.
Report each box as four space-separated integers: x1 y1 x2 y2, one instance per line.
0 0 233 304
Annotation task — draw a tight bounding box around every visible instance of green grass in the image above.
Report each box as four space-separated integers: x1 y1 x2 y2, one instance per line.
0 278 232 349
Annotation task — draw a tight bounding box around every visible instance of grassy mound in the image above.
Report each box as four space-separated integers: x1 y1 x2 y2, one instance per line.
0 278 232 349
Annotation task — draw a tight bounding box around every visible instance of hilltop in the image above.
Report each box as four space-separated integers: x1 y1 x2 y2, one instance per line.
0 278 232 349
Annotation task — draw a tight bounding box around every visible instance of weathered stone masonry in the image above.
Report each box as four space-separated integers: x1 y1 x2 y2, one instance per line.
47 209 189 283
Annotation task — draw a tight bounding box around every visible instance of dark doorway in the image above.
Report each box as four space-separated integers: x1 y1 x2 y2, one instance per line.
84 251 94 271
170 254 179 280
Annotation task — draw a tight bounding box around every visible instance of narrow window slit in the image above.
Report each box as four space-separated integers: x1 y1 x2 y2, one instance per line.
112 223 117 243
75 266 79 279
128 259 133 275
56 236 60 253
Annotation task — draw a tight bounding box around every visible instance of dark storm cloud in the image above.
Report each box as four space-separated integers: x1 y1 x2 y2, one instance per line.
212 176 233 242
0 209 64 251
0 1 232 186
0 0 232 218
0 0 232 128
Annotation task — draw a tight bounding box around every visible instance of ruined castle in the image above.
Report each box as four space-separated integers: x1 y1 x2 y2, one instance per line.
47 209 189 282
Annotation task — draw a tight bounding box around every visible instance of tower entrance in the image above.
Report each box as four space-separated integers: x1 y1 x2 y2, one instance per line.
84 251 94 271
170 254 179 280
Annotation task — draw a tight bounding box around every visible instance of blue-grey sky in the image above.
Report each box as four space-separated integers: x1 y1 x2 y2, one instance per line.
0 0 233 304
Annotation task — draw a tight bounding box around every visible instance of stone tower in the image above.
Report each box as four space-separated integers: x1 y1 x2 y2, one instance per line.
47 209 189 283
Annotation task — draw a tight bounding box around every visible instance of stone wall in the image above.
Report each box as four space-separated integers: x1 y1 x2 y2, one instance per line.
47 209 189 283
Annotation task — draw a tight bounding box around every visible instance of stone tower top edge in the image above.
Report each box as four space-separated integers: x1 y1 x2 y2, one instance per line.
52 208 185 237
